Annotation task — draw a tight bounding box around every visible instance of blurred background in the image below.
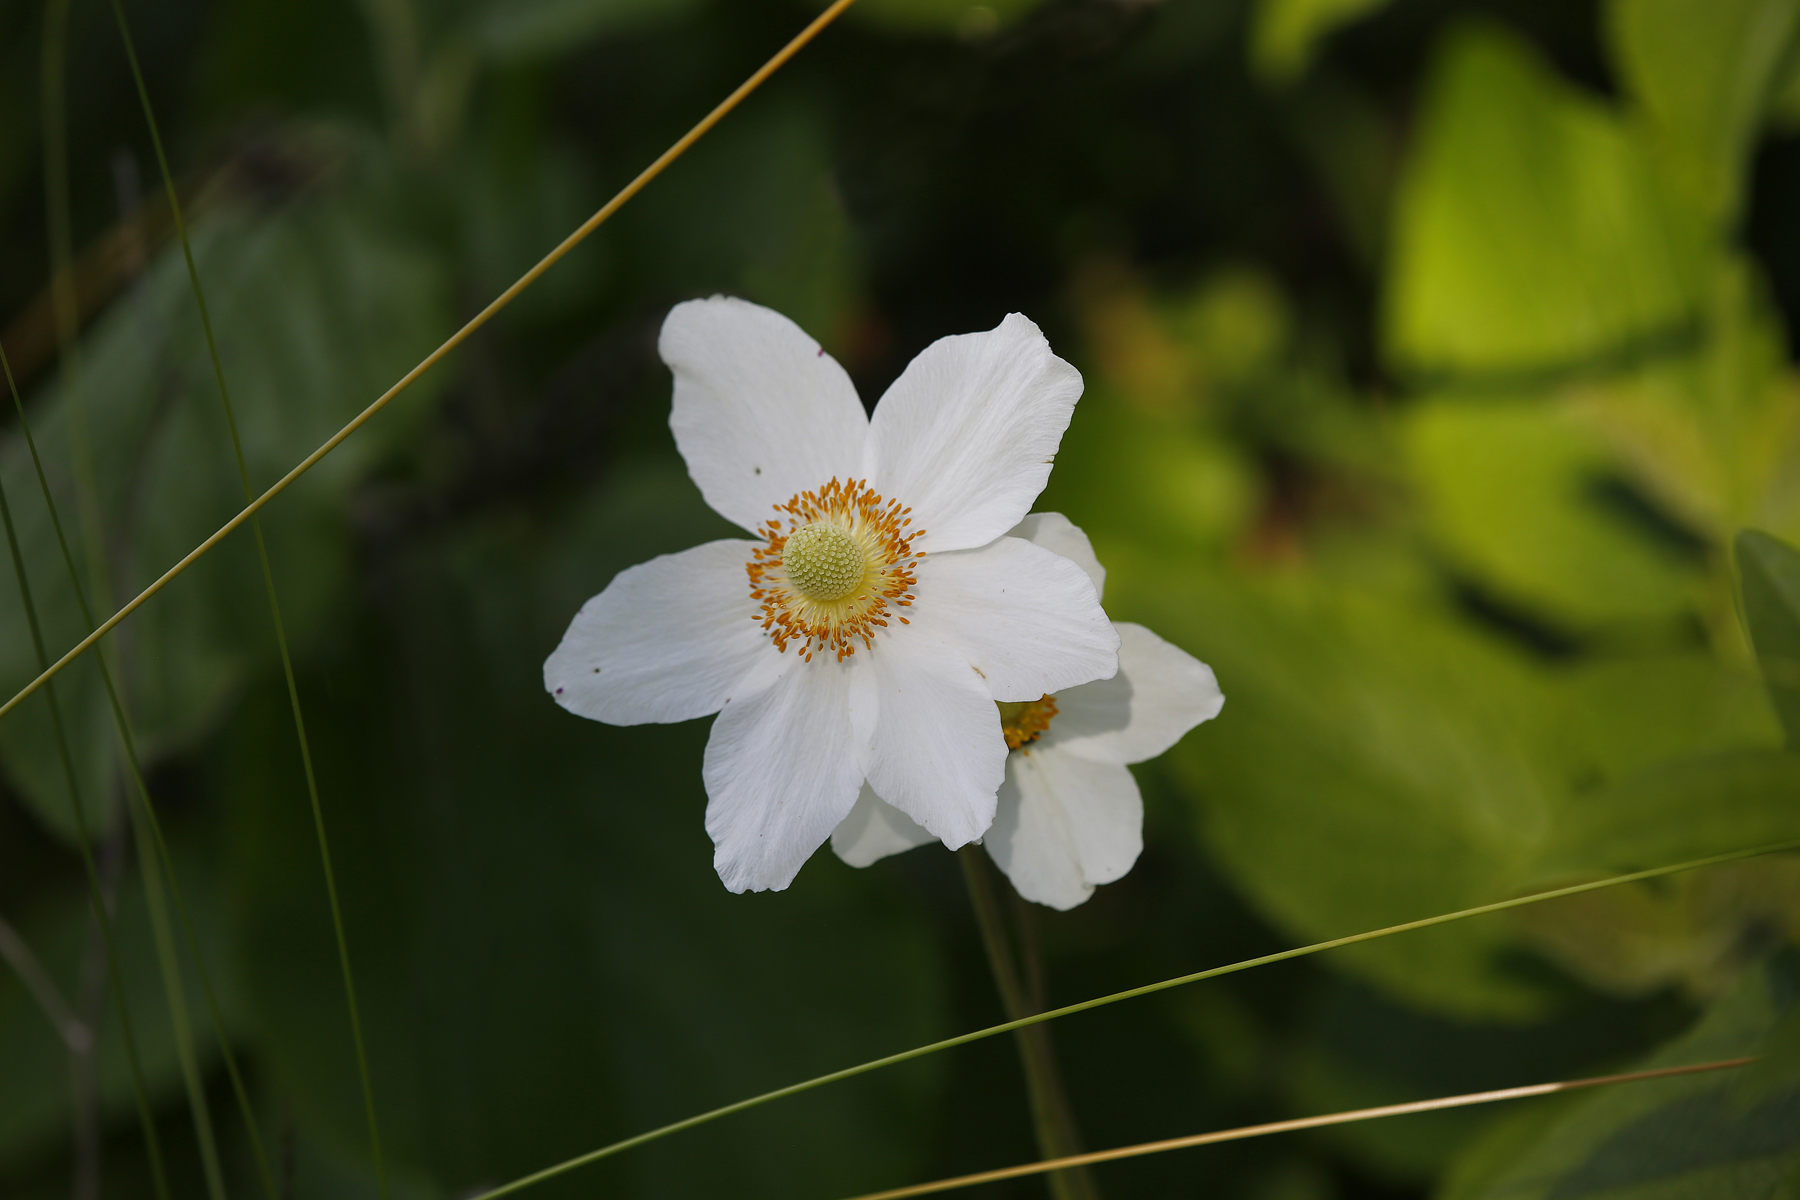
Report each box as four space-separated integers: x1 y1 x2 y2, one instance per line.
4 0 1800 1196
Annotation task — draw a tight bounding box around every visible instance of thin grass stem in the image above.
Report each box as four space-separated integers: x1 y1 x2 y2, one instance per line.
2 343 230 1200
0 0 861 723
0 347 171 1200
836 1057 1760 1200
108 6 364 1194
463 835 1800 1200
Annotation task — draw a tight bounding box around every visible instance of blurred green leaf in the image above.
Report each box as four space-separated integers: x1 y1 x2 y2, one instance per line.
1607 0 1800 226
1249 0 1393 84
1739 529 1800 744
0 172 452 841
1385 23 1705 378
1405 397 1699 628
1442 954 1800 1200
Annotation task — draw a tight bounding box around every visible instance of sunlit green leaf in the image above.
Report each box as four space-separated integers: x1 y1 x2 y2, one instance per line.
1739 529 1800 744
1385 23 1706 378
1404 397 1699 627
1607 0 1800 226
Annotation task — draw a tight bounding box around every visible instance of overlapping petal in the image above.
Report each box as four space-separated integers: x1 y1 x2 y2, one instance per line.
907 537 1117 702
866 314 1082 552
662 296 869 534
830 784 934 867
1053 622 1224 765
986 747 1143 911
858 631 1006 849
703 658 865 892
1007 511 1105 599
544 539 774 725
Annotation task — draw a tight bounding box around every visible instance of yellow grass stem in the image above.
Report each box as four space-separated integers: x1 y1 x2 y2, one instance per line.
839 1057 1759 1200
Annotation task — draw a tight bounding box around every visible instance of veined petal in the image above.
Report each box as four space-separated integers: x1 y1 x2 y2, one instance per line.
866 314 1082 553
1008 511 1105 600
986 747 1142 911
830 784 934 867
1052 622 1224 765
703 658 865 893
662 296 869 534
908 537 1118 703
859 633 1006 849
545 539 774 725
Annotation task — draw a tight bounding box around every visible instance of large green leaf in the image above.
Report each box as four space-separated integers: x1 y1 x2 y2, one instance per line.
1404 397 1699 628
1607 0 1800 227
1442 953 1800 1200
1145 569 1566 1020
1384 23 1705 379
0 178 452 841
1739 529 1800 744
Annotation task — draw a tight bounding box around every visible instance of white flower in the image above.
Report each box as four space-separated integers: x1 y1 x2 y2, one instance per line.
544 297 1119 893
831 513 1224 909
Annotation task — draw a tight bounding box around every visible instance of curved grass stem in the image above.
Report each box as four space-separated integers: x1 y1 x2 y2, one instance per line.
0 0 862 725
463 835 1800 1200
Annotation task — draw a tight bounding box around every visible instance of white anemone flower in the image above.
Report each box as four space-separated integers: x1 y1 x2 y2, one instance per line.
831 513 1224 909
544 297 1119 893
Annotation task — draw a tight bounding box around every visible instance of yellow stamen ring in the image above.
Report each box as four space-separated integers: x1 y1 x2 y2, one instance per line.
998 694 1057 750
747 478 923 663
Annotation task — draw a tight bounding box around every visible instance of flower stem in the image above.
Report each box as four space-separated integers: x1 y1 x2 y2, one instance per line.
958 848 1100 1200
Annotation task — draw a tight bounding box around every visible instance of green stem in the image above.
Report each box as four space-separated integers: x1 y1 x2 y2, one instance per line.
959 848 1100 1200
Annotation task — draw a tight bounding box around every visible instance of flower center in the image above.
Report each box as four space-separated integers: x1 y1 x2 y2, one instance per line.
782 521 866 601
748 478 924 663
997 694 1057 750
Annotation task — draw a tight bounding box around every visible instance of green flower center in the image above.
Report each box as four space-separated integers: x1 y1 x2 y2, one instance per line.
782 521 867 601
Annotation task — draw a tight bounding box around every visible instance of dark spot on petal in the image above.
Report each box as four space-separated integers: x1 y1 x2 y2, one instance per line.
754 466 762 475
592 667 600 673
555 687 564 694
816 348 825 357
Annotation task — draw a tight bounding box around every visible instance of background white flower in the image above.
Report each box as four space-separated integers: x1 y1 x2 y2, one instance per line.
544 298 1119 893
832 512 1225 909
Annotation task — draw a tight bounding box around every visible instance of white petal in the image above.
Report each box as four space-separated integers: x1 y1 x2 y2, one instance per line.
662 296 869 534
986 747 1143 910
1051 623 1224 765
907 537 1118 703
859 632 1006 849
830 784 935 867
703 658 865 892
545 539 775 725
1008 511 1105 601
866 313 1082 553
